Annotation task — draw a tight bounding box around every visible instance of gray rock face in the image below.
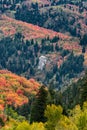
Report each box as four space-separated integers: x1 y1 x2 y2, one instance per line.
38 56 47 70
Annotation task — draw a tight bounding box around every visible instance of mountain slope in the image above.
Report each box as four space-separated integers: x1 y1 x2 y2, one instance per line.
0 15 69 40
14 0 87 37
0 15 83 54
0 15 85 90
0 70 40 111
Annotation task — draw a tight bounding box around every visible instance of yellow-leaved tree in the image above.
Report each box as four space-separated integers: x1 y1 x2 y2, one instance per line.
44 104 63 130
15 121 31 130
55 116 78 130
15 121 46 130
69 102 87 130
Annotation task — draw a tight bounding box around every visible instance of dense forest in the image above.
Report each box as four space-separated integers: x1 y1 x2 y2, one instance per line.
0 71 87 130
0 33 84 89
14 0 87 37
1 0 87 37
0 0 87 129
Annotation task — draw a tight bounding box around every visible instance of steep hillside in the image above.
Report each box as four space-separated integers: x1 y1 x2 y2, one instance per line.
0 15 85 90
0 1 87 129
0 15 69 40
0 70 40 111
15 2 87 38
23 0 51 6
0 1 87 92
0 70 87 130
0 15 82 55
2 0 87 38
58 71 87 110
0 30 84 90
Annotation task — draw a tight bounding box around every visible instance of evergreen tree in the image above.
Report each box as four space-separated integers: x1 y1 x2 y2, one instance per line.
80 34 87 46
30 86 48 123
51 36 59 43
17 103 30 119
55 43 59 51
53 64 58 74
81 79 87 106
82 46 86 53
0 117 5 127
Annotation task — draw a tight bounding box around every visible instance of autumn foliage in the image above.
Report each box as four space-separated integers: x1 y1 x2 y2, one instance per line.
0 15 69 40
0 70 40 111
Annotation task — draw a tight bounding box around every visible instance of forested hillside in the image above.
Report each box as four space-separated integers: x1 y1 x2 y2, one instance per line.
0 30 84 89
0 70 87 130
0 0 87 129
14 0 87 37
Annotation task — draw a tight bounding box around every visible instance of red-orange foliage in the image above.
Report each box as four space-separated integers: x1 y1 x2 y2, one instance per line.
0 70 40 111
0 15 70 40
16 89 24 95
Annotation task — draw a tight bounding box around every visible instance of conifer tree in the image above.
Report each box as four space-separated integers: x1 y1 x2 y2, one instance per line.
30 85 48 123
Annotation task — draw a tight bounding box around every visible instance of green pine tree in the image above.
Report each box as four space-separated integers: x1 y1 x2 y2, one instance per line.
30 85 48 123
